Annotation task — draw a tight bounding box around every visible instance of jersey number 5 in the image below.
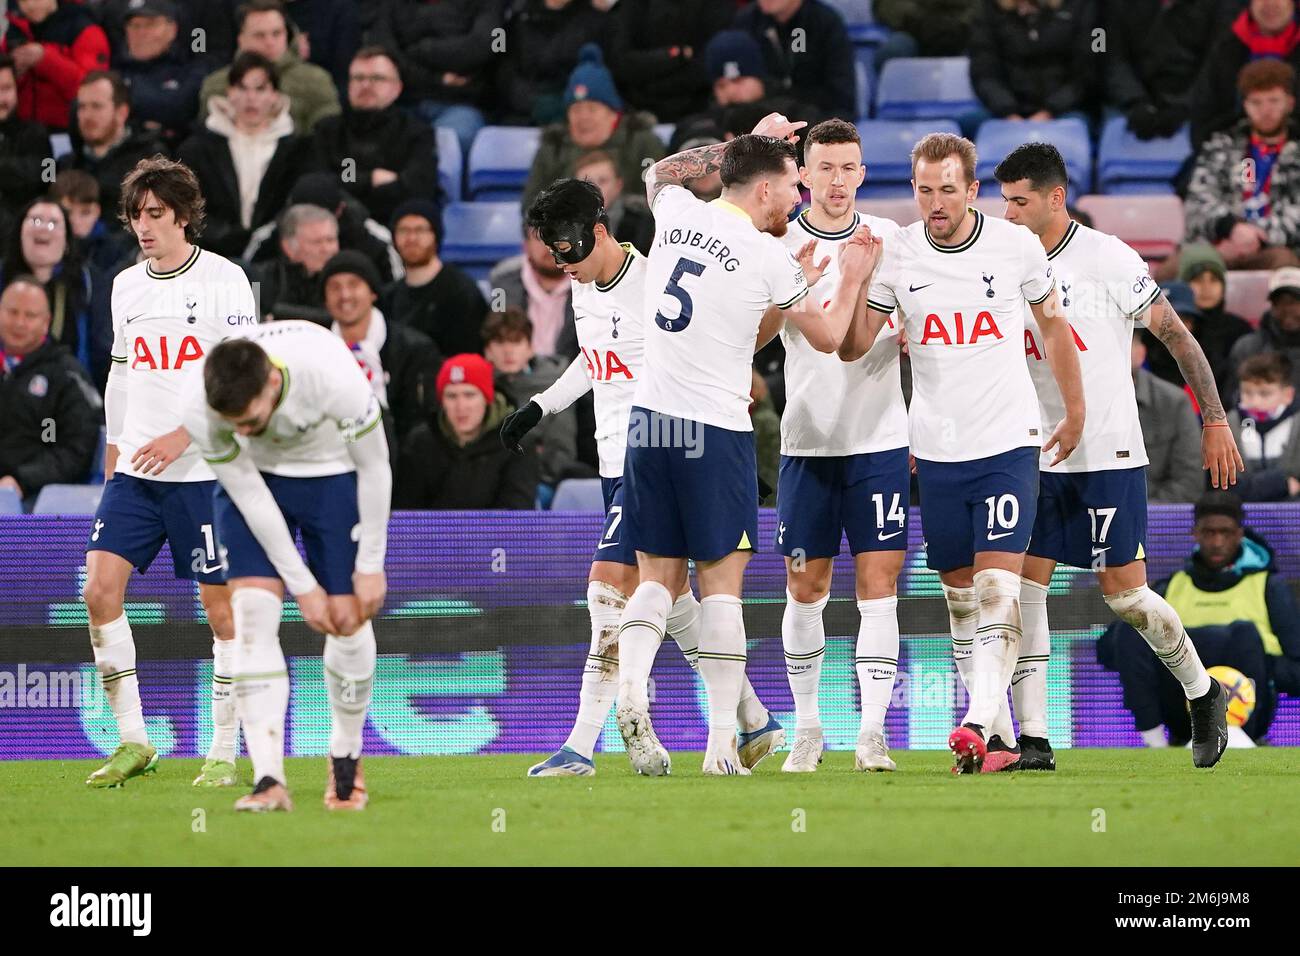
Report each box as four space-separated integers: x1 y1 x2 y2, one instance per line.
655 257 706 333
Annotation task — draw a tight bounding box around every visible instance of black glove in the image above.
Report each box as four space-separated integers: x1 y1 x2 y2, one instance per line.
1125 101 1161 140
500 400 543 454
757 472 774 504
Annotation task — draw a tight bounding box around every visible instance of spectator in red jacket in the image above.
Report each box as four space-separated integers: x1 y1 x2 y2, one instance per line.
1 0 109 131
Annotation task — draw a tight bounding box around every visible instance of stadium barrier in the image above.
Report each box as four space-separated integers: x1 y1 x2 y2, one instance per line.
1 506 1297 758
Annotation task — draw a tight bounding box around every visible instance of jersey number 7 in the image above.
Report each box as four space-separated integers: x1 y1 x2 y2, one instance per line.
655 257 706 333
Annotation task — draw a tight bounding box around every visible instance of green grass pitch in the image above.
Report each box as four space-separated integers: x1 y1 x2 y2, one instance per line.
4 750 1296 866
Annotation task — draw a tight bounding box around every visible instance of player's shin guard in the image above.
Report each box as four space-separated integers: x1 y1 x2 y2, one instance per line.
698 594 747 744
943 584 979 694
323 621 376 760
1014 579 1051 739
963 569 1022 730
208 637 237 762
855 596 899 739
782 590 828 731
89 613 149 746
231 587 289 785
563 581 626 759
671 590 767 732
1105 585 1211 699
615 581 672 711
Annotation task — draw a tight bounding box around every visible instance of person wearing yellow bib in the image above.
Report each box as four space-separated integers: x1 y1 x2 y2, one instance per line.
1099 491 1300 744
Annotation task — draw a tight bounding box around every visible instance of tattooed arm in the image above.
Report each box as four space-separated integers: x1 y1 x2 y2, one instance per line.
1143 293 1246 488
644 111 806 206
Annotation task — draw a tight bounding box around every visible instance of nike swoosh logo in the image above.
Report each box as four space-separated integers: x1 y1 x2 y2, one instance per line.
908 283 933 292
1091 547 1110 555
877 530 904 541
870 675 893 680
987 531 1015 541
197 563 225 574
596 541 620 549
1011 674 1029 685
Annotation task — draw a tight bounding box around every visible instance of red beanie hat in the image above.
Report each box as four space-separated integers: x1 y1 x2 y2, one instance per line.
436 353 495 404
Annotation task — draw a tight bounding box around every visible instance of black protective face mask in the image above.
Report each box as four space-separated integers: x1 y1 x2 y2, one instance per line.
539 216 601 265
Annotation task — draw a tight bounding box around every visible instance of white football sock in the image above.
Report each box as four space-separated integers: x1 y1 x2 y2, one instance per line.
563 581 625 760
1014 578 1051 739
1141 725 1169 747
616 581 672 712
670 590 767 732
1105 586 1211 699
782 589 828 731
943 584 978 696
963 569 1022 730
698 594 747 746
89 613 148 746
208 637 237 762
855 595 899 739
323 621 376 760
231 587 289 785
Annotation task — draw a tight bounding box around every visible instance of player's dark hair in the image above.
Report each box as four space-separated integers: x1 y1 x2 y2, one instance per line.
51 169 101 206
205 339 273 415
119 155 206 241
525 178 609 233
1194 490 1245 526
482 307 533 345
80 69 130 109
805 118 860 150
1238 350 1293 386
236 0 288 33
721 134 797 189
229 50 279 90
993 142 1068 194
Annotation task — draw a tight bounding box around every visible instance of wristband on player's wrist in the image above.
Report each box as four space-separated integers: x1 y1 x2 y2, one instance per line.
1202 422 1230 429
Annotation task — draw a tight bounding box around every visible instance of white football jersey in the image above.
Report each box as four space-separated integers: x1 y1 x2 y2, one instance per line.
779 209 909 457
567 243 646 477
1023 219 1159 473
183 320 382 478
866 209 1054 462
636 185 809 431
109 246 259 482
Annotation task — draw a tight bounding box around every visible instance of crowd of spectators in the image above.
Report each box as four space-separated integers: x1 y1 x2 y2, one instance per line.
2 0 1300 511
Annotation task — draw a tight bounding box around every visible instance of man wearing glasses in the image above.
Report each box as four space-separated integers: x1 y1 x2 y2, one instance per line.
312 46 439 227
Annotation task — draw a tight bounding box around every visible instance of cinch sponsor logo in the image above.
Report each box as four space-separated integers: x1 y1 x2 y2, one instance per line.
49 886 151 936
226 314 257 325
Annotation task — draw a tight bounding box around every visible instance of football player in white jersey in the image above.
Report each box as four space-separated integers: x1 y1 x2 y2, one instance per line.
504 178 785 776
758 119 909 773
614 114 882 776
182 322 391 811
83 157 258 789
995 142 1239 769
842 132 1085 774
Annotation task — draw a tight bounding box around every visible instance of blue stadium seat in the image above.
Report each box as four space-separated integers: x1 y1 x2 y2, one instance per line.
33 484 102 515
653 123 675 146
857 119 960 196
89 426 106 485
875 57 979 120
1097 117 1192 194
974 117 1092 194
0 486 22 516
854 46 875 120
436 126 462 202
467 126 541 201
825 0 892 46
439 202 523 281
550 478 605 511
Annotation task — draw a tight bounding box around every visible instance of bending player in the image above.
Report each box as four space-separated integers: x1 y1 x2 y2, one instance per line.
757 119 908 773
84 156 256 789
614 114 880 775
182 323 391 811
995 142 1236 769
839 133 1085 774
505 178 784 776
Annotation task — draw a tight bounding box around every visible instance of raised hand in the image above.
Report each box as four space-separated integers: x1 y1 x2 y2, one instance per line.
795 239 831 287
